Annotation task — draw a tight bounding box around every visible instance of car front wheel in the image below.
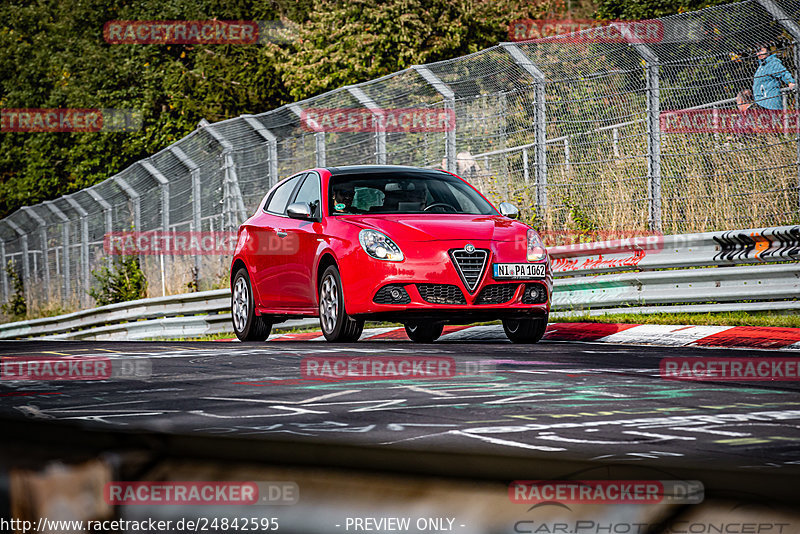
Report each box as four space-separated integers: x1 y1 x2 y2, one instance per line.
232 268 272 341
503 315 547 343
319 265 364 342
404 322 444 343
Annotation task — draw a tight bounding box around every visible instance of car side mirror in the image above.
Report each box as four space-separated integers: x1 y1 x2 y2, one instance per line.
287 202 313 220
499 202 520 219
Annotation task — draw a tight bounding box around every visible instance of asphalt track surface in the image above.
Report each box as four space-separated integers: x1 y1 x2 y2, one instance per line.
2 333 800 478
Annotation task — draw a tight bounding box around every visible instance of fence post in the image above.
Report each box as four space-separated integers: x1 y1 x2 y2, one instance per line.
755 0 800 218
625 37 662 233
64 196 89 307
0 240 6 304
412 65 456 173
170 145 203 281
289 105 326 167
113 175 142 275
141 160 170 296
501 43 548 212
22 207 50 301
199 121 248 226
242 115 280 186
5 220 29 305
348 86 387 165
86 188 113 269
44 201 70 303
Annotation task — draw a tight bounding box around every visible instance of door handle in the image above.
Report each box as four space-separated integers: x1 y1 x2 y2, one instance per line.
276 230 288 238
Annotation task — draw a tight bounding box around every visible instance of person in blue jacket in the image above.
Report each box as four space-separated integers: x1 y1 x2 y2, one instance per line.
752 43 796 110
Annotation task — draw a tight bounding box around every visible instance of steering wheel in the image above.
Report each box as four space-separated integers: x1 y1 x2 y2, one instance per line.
423 202 458 213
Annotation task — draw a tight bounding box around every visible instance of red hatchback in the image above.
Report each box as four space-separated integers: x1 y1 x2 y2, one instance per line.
230 165 552 343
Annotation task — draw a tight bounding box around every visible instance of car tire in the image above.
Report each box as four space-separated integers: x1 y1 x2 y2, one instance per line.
232 268 272 342
503 315 548 343
319 265 364 342
404 323 444 343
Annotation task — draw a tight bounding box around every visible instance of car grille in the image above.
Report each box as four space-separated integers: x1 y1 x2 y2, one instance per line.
522 283 548 304
416 284 467 305
449 248 488 293
373 284 411 304
475 284 519 305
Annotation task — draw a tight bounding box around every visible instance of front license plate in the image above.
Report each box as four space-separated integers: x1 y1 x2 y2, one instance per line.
493 263 546 279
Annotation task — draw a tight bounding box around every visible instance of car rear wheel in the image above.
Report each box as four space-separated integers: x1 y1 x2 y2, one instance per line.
319 265 364 342
232 268 272 341
503 315 547 343
404 322 444 343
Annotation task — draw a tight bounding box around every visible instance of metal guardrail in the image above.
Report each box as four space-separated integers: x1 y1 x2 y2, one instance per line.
0 225 797 340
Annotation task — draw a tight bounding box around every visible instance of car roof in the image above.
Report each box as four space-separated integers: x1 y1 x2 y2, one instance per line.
326 165 449 176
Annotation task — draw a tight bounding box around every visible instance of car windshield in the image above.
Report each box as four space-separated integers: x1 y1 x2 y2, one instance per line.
328 171 496 215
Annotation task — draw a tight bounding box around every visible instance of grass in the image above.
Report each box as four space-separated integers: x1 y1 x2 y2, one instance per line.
554 310 800 329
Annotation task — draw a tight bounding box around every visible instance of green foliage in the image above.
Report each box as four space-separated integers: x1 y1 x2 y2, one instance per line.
595 0 735 20
1 260 26 319
89 254 147 306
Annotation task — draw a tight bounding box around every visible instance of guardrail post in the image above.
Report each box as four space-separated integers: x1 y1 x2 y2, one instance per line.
199 120 248 227
65 196 90 307
501 43 548 212
624 36 662 233
242 115 280 186
412 65 456 173
141 160 171 296
5 221 30 305
44 201 70 303
170 145 203 282
86 188 113 269
21 207 50 301
289 105 326 167
756 0 800 218
348 86 387 164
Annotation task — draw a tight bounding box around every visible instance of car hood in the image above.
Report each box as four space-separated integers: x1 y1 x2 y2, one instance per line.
340 214 530 242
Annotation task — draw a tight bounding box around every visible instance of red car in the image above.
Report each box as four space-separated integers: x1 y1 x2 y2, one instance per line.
230 165 551 343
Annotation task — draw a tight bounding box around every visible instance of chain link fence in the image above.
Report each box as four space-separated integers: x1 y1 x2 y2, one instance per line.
1 0 799 317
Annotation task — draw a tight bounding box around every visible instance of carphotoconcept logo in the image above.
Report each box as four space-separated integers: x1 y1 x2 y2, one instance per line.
1 357 151 381
104 481 298 505
661 357 800 381
1 109 142 133
300 108 455 133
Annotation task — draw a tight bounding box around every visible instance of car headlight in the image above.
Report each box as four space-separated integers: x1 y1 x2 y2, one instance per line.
359 229 404 261
527 229 547 262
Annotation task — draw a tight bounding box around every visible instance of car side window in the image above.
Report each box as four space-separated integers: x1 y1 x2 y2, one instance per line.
265 174 304 215
292 172 321 218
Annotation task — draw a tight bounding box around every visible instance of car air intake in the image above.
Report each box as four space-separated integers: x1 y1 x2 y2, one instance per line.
475 284 519 305
416 284 467 305
373 284 411 304
449 248 488 293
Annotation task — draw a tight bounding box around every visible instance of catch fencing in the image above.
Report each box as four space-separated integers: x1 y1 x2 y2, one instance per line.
1 225 796 340
1 0 799 317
